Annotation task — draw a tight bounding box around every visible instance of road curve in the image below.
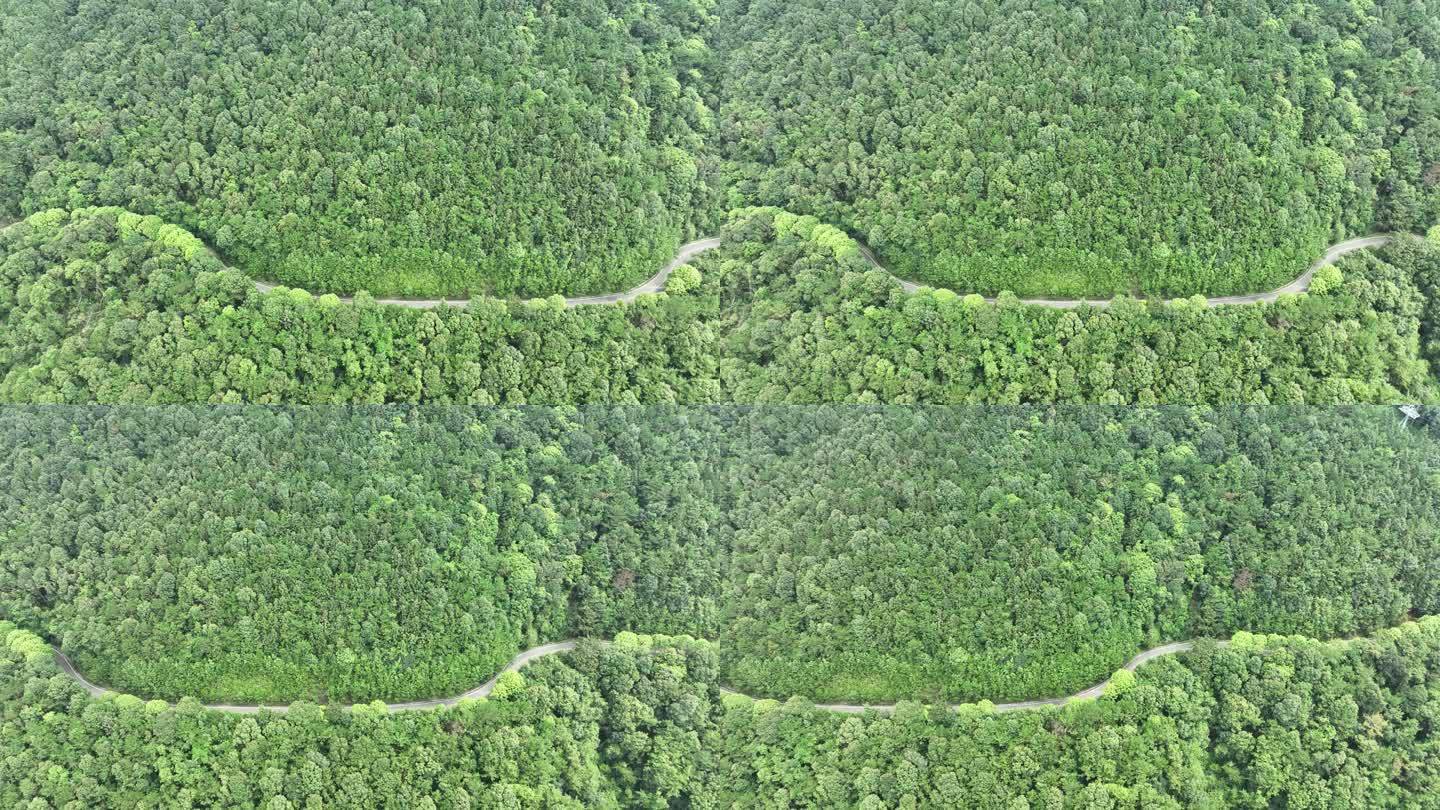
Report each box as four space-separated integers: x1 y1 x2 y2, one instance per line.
50 637 1232 716
0 216 1409 308
250 233 1403 310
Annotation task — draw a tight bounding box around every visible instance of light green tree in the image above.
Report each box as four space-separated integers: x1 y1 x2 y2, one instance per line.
665 264 702 294
491 670 525 700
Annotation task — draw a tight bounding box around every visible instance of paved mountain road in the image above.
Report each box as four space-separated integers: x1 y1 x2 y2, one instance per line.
51 637 1236 716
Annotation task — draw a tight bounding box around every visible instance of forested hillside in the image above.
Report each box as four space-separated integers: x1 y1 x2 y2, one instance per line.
0 0 715 297
4 0 1435 300
0 407 726 702
717 0 1440 296
3 404 1436 707
4 2 1440 800
3 207 1438 405
718 407 1440 703
713 208 1440 403
0 208 724 404
1408 232 1440 372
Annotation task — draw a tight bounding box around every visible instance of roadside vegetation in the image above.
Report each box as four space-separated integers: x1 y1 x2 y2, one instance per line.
0 626 721 808
0 406 727 703
715 620 1440 807
717 406 1440 703
2 0 1439 801
711 209 1440 404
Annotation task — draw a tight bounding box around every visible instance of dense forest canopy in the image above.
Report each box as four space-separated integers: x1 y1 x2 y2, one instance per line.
712 208 1440 404
6 616 1440 806
4 2 1440 803
3 404 1436 707
2 0 1437 298
718 406 1440 703
717 0 1440 296
3 206 1438 405
0 0 717 297
0 406 727 703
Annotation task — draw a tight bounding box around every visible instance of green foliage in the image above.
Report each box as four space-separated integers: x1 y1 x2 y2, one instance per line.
1309 262 1343 294
1393 237 1440 385
716 0 1440 296
1 2 1438 800
665 263 702 294
0 0 717 297
4 403 1436 708
11 617 1440 807
6 0 1434 303
1106 668 1137 696
714 209 1440 404
489 671 525 700
0 208 725 404
3 628 49 663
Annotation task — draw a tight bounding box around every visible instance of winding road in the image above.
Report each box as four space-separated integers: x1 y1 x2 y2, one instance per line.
50 637 1232 716
0 215 1411 308
252 233 1403 309
6 219 1421 713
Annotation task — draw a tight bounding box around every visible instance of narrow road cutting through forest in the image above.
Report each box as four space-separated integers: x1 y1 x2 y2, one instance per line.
49 637 1233 715
251 233 1402 309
